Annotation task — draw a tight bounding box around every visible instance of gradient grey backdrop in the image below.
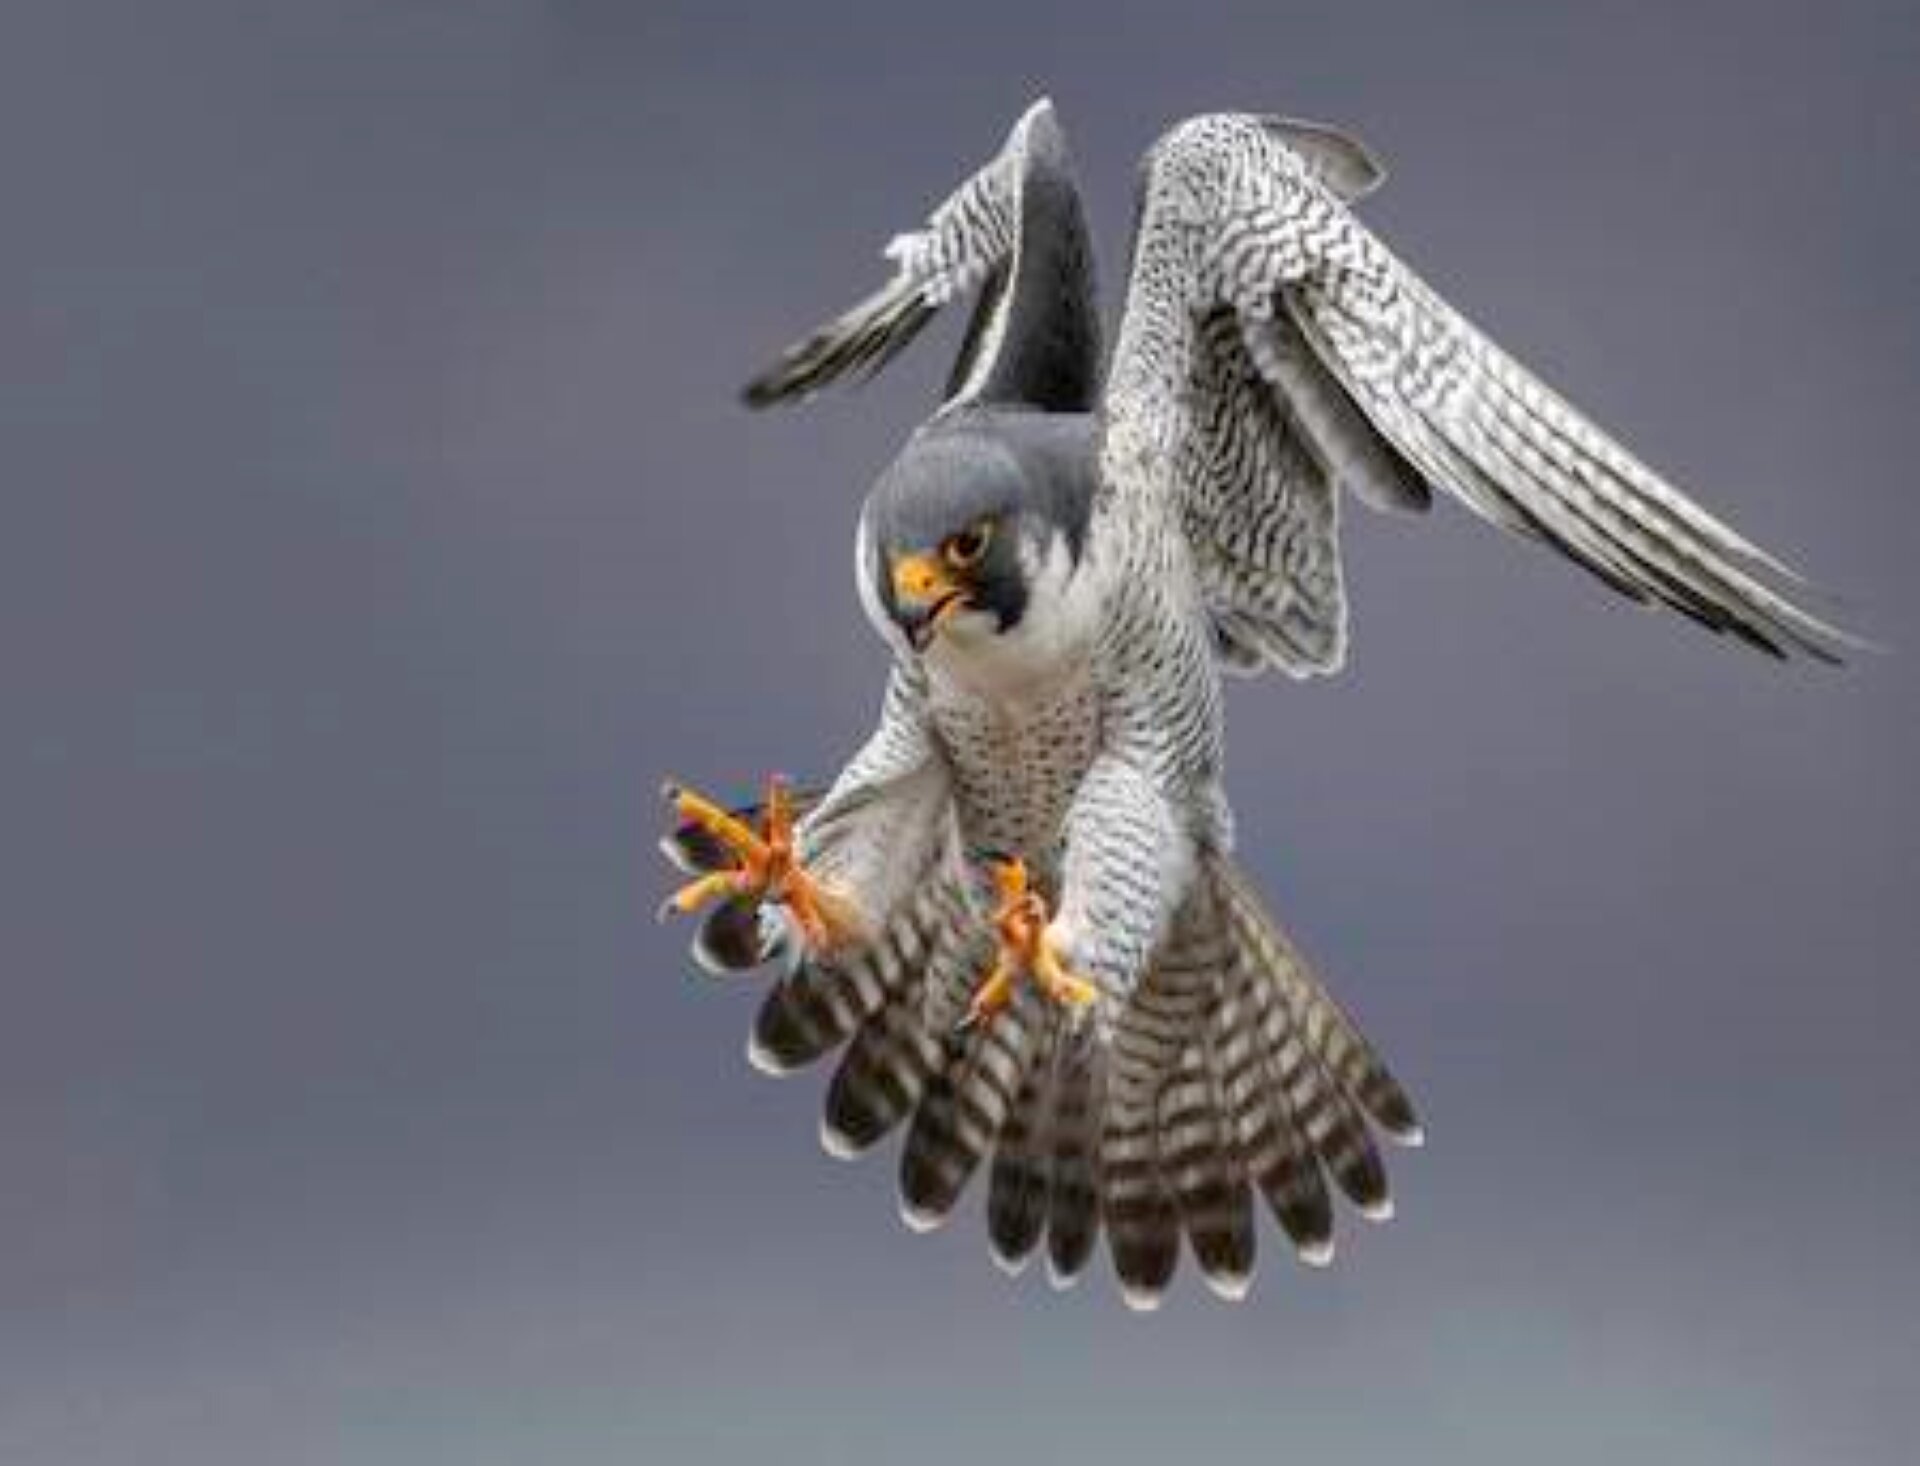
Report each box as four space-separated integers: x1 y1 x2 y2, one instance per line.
5 2 1917 1462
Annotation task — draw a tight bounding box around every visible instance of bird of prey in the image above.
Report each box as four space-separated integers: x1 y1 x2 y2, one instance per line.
660 100 1852 1307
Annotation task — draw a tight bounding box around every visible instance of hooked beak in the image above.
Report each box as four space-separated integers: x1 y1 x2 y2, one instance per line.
891 551 969 651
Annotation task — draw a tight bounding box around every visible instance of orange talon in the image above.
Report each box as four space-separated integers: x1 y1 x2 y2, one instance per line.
665 783 762 858
961 856 1099 1029
1034 942 1100 1008
959 959 1016 1030
658 775 864 953
661 868 748 921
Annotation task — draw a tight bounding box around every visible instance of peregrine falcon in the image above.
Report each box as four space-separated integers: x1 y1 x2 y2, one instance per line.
660 101 1852 1306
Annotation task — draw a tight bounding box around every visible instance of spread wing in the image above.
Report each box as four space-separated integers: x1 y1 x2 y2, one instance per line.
742 98 1101 414
1101 113 1856 669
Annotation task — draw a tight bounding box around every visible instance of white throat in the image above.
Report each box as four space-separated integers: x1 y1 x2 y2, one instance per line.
923 534 1101 705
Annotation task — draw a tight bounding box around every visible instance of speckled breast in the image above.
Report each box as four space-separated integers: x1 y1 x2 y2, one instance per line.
927 670 1102 887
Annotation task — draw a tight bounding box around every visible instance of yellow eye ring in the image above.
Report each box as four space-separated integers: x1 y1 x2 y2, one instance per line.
942 520 993 569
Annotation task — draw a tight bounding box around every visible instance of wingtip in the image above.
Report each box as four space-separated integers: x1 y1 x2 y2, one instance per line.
739 372 796 411
1813 622 1890 663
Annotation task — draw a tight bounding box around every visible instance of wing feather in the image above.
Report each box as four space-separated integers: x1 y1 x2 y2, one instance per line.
743 98 1100 414
1101 113 1856 664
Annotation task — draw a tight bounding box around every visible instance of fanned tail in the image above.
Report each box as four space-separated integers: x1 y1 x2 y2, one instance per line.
677 795 1421 1303
1089 854 1420 1303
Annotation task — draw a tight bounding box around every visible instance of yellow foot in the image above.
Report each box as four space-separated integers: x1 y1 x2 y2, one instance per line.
960 857 1099 1029
659 775 864 953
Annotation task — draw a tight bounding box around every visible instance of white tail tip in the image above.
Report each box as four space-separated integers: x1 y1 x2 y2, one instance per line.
1201 1269 1253 1302
817 1118 861 1161
897 1199 945 1235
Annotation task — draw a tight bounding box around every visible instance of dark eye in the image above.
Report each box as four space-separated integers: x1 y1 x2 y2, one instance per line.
943 519 993 569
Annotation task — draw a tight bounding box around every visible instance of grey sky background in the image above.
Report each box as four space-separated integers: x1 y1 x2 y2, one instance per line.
4 1 1918 1462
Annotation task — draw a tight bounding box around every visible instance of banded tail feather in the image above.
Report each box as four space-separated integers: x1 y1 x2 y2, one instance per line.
690 893 773 975
1101 1052 1181 1310
746 866 965 1076
1217 863 1423 1144
1101 894 1220 1309
671 796 1419 1302
1094 854 1419 1301
986 1016 1061 1271
1218 922 1339 1262
748 939 897 1075
820 885 979 1156
898 985 1050 1230
820 981 942 1158
1162 1019 1257 1298
1043 1026 1105 1285
1239 939 1393 1218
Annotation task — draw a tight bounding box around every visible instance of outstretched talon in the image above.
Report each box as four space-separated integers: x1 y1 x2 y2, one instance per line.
961 857 1099 1029
659 775 863 953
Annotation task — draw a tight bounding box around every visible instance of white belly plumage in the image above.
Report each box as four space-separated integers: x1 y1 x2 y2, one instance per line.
929 671 1102 884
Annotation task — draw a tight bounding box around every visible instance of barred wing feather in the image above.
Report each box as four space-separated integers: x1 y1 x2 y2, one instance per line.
743 98 1100 415
1104 113 1856 665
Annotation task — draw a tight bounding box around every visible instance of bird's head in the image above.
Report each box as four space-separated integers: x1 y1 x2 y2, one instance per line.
858 419 1095 657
